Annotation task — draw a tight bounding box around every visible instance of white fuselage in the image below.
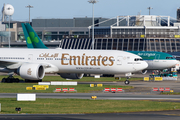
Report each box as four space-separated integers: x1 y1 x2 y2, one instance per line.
0 49 148 74
145 60 178 70
130 51 178 71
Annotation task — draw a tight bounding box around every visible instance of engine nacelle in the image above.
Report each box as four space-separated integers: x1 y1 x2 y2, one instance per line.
141 70 148 74
59 73 84 79
17 63 45 80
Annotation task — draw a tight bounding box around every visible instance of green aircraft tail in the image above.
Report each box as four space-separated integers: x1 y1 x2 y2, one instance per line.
21 23 34 48
21 23 48 49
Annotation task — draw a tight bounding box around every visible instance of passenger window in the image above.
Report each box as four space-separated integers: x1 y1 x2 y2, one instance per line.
166 57 173 59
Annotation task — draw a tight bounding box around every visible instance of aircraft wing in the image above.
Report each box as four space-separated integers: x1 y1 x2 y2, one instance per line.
0 60 21 69
41 63 59 73
0 59 58 73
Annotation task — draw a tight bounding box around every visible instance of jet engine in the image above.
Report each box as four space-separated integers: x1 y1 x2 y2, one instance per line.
59 73 84 79
141 70 148 74
17 63 45 80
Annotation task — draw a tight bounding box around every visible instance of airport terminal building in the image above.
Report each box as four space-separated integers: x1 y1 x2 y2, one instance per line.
1 15 180 53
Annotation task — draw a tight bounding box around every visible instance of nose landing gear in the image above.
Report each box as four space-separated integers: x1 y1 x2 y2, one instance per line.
124 76 130 85
124 80 130 85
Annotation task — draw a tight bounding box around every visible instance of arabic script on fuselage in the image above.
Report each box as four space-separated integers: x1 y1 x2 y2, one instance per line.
39 53 59 58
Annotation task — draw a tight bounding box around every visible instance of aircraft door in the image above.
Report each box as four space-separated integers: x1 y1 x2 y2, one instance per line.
155 54 160 62
117 56 123 65
28 54 33 61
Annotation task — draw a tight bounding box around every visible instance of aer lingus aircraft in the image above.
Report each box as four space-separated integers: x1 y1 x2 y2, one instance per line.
22 23 178 75
128 51 178 74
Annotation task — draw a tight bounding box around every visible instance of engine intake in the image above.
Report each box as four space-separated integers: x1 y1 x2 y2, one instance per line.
141 70 148 74
17 63 45 80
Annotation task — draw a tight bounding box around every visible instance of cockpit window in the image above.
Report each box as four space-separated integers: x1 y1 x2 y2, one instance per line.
134 58 143 61
166 57 174 59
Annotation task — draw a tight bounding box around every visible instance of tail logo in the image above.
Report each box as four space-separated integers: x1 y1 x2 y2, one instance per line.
29 32 39 46
27 37 32 44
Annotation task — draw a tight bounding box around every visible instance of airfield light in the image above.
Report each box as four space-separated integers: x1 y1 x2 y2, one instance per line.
15 107 21 113
26 5 33 24
88 0 98 50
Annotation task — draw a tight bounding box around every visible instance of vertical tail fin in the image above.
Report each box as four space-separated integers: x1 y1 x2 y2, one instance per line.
21 23 34 48
23 23 48 49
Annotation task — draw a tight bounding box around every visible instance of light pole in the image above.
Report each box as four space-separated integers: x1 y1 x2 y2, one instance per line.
4 4 14 48
88 0 98 50
26 5 33 24
147 7 153 15
8 15 11 48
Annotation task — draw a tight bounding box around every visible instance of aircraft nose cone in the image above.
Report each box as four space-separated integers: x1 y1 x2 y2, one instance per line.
174 60 179 66
134 61 148 72
167 60 178 68
176 60 179 64
142 61 148 69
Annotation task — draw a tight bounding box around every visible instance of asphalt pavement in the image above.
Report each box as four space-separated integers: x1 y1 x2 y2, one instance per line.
0 113 180 120
0 72 180 119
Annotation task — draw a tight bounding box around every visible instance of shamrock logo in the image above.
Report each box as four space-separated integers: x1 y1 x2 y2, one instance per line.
29 32 39 46
27 37 32 44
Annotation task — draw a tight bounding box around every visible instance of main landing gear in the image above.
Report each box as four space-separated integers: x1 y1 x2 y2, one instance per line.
25 79 42 83
1 75 19 83
124 76 130 85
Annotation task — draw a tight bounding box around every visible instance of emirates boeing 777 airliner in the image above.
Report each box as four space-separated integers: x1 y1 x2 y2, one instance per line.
0 48 148 84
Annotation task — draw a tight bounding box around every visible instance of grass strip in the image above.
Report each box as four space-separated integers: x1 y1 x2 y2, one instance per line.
42 76 143 82
0 98 180 114
0 75 143 82
161 92 180 95
0 83 133 93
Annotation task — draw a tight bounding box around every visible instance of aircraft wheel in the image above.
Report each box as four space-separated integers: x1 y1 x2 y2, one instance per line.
15 78 19 83
1 78 6 82
38 79 42 82
124 80 130 85
7 79 11 83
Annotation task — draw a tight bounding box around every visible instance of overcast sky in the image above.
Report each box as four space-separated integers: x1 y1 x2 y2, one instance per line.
1 0 180 21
